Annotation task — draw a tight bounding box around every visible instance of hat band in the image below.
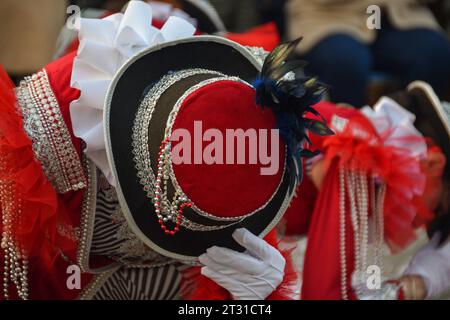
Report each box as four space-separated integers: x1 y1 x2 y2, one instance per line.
133 68 241 232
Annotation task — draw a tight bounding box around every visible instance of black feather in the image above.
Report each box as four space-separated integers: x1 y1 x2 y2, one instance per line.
253 38 334 187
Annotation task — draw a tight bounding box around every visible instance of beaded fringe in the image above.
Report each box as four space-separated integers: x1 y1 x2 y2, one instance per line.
0 157 29 300
339 164 386 300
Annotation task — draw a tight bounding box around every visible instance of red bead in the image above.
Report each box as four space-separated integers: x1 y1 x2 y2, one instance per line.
169 231 175 235
158 219 163 224
165 230 170 234
174 227 179 231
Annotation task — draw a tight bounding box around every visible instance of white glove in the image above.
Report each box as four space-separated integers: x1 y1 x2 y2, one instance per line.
199 228 285 300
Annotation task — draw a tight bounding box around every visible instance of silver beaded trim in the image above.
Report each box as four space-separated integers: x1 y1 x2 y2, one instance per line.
0 160 29 300
339 164 386 300
76 156 97 273
132 69 243 231
76 156 119 274
165 76 286 223
16 70 87 194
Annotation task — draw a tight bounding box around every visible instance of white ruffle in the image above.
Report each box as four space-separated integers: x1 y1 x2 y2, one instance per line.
70 0 196 185
361 96 427 160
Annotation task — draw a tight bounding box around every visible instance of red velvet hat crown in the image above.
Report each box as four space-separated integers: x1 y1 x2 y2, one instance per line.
171 79 285 218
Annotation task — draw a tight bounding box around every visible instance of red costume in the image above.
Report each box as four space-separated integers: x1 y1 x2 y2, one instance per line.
283 100 441 299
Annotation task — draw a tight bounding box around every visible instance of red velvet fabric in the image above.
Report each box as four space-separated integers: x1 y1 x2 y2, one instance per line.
172 80 285 218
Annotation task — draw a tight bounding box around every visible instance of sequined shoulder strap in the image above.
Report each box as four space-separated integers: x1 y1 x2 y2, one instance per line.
16 70 87 193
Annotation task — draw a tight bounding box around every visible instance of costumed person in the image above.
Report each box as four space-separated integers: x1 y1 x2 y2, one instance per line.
387 81 450 300
282 92 445 299
0 1 331 300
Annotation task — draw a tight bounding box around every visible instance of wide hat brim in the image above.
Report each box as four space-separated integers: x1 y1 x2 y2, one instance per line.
104 36 293 261
408 81 450 178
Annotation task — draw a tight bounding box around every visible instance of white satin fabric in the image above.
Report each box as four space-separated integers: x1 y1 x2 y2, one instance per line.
361 96 427 160
69 0 196 184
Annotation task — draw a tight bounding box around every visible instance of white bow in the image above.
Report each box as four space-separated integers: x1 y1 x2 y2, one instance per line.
70 0 196 184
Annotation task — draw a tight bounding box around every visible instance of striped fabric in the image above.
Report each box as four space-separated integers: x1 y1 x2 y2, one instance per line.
92 265 184 300
88 173 197 300
90 187 123 255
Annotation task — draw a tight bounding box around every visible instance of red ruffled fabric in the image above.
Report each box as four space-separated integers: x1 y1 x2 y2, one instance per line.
0 66 76 270
322 129 425 249
307 102 427 250
301 102 429 299
181 229 298 300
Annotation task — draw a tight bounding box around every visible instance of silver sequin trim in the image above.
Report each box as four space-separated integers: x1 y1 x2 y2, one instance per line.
132 69 240 231
16 70 87 193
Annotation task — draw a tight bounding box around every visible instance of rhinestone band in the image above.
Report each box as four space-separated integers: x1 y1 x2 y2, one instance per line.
16 70 87 194
132 69 242 232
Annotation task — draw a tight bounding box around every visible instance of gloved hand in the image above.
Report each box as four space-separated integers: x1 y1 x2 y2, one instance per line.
199 228 285 300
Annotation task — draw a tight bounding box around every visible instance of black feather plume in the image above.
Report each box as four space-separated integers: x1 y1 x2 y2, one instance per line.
253 38 334 190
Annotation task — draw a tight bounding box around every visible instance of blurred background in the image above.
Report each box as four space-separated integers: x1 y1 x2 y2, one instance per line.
1 0 449 107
